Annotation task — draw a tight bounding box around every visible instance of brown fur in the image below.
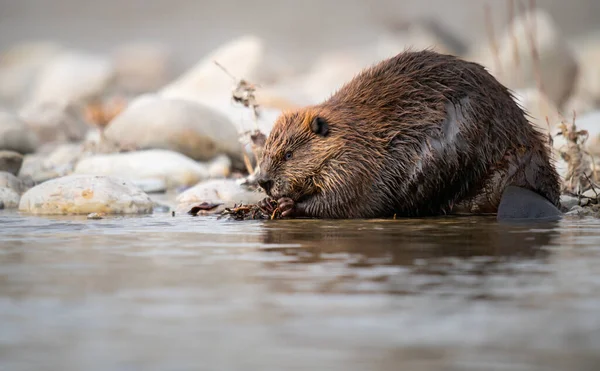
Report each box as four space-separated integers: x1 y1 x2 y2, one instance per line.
257 50 561 219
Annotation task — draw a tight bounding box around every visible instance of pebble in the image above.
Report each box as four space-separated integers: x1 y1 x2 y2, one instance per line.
0 171 29 209
29 51 115 106
18 175 153 215
73 149 210 190
175 178 265 214
87 212 106 220
0 187 20 209
18 143 84 183
0 150 24 175
0 111 39 154
103 95 243 163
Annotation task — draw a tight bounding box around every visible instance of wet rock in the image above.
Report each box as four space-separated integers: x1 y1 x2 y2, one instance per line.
0 172 29 209
0 111 38 154
0 187 20 209
103 95 242 162
18 175 153 215
73 149 210 190
470 9 578 107
560 195 580 210
565 205 598 218
112 42 172 93
87 212 105 220
0 41 64 108
0 151 24 175
29 51 115 106
18 101 89 145
176 178 264 214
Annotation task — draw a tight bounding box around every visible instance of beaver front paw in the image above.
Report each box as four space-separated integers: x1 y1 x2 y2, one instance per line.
258 197 277 214
278 197 296 218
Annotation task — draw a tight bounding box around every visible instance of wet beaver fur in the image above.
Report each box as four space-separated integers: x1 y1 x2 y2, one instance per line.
257 50 561 220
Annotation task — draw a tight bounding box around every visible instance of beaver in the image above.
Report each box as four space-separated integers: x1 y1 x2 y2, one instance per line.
256 50 562 220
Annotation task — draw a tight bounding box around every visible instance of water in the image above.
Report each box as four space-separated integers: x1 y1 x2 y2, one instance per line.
1 210 600 371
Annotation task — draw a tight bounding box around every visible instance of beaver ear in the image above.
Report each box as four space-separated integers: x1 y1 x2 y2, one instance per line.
310 117 329 137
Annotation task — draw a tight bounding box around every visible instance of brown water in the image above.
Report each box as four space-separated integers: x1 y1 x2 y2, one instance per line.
1 210 600 371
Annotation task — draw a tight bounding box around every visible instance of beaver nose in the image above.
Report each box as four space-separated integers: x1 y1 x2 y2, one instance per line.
257 177 273 193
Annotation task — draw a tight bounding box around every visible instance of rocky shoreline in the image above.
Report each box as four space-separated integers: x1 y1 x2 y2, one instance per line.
1 7 600 219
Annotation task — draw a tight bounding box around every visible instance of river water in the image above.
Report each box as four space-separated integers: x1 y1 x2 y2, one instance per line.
1 210 599 371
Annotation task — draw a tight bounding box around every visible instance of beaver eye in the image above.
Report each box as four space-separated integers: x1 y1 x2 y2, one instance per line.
284 151 293 161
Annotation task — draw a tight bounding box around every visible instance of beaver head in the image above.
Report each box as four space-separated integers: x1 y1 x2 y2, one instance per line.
256 108 336 201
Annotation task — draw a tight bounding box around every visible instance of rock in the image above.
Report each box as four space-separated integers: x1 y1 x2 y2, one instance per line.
18 175 153 215
103 95 243 162
87 212 105 220
0 172 28 209
582 189 599 200
73 149 210 190
176 178 264 213
0 110 39 154
513 88 559 133
0 151 24 175
112 42 173 93
207 154 232 179
18 143 84 183
0 171 27 194
18 101 89 145
470 9 578 107
160 35 288 105
0 41 64 108
29 51 115 106
0 187 20 209
560 194 580 210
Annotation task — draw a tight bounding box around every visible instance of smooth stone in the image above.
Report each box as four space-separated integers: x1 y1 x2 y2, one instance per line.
0 150 24 175
18 143 84 183
160 35 287 105
0 187 20 209
560 194 580 210
0 171 28 194
29 51 114 106
131 178 167 194
0 110 39 154
103 95 243 163
18 101 89 145
18 175 153 215
73 149 210 190
207 154 232 179
176 178 265 214
582 189 599 200
497 186 562 222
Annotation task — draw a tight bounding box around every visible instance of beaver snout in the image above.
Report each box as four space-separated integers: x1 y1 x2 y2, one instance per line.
257 175 274 194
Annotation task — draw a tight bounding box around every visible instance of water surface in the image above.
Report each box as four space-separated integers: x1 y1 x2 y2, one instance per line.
1 211 599 371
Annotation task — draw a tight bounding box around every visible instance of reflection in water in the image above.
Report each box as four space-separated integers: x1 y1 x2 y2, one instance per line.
0 211 599 371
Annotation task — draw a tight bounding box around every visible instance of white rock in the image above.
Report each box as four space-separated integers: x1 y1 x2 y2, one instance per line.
560 194 579 210
73 149 210 190
0 110 38 154
176 178 264 213
18 143 84 183
582 189 599 200
0 150 24 175
18 101 89 145
0 41 64 108
207 154 232 179
18 175 153 215
0 188 20 209
0 171 27 194
103 95 243 162
160 35 288 106
112 42 172 93
470 9 578 107
29 51 115 106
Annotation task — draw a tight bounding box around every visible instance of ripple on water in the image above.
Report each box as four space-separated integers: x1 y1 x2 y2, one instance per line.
1 210 600 371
